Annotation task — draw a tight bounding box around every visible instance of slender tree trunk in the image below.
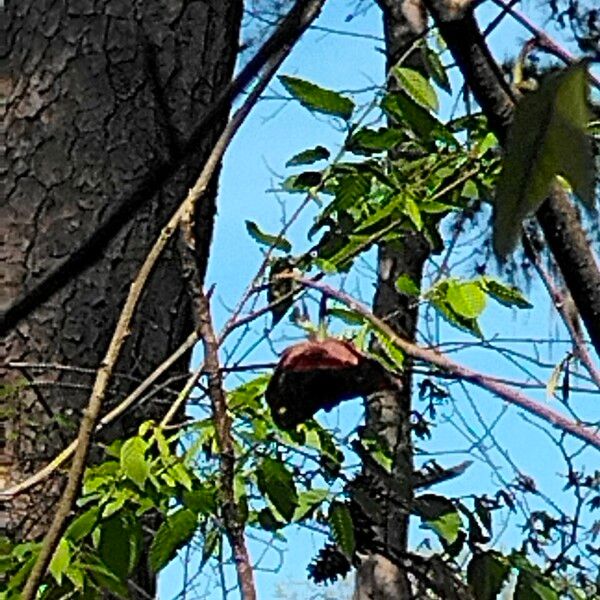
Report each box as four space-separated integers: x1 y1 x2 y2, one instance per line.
1 0 242 595
354 2 429 598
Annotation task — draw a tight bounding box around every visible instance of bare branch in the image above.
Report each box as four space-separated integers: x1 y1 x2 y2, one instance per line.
294 276 600 451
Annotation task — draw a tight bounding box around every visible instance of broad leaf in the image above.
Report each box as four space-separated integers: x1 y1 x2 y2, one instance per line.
293 489 329 522
286 145 330 166
467 551 511 600
329 502 355 556
393 67 439 112
346 127 405 154
49 539 71 585
396 274 421 297
98 513 142 580
423 48 451 93
257 457 298 522
446 281 487 319
494 63 594 256
65 507 100 542
280 75 354 120
245 221 292 253
120 436 149 490
149 508 198 572
481 277 532 309
414 494 462 544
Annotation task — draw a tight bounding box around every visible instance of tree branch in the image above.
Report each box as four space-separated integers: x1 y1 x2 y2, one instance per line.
294 276 600 451
196 291 256 600
423 0 600 358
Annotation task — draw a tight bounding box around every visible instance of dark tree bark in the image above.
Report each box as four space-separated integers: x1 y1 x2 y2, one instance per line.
353 2 429 598
1 0 242 595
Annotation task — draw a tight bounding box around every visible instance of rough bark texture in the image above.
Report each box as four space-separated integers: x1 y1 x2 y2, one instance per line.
1 0 242 595
353 2 430 598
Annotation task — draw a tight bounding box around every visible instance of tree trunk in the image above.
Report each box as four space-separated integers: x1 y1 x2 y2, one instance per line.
1 0 242 595
354 2 429 598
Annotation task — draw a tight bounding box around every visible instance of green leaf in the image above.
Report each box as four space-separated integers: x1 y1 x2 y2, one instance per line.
481 277 532 309
467 551 511 600
446 281 487 319
403 196 422 230
514 570 559 600
286 145 330 166
461 179 479 200
65 507 100 542
182 485 217 516
282 170 323 192
346 127 405 154
245 221 292 253
49 539 71 585
98 513 142 580
200 527 221 569
267 257 298 325
280 75 354 120
414 494 462 544
395 275 420 297
423 48 451 94
257 458 298 522
329 502 355 556
333 173 371 211
149 509 198 572
85 561 130 598
120 436 149 490
392 67 439 112
494 63 594 256
293 489 329 522
382 92 453 144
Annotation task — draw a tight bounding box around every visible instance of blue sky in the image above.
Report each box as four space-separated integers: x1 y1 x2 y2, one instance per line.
159 1 599 597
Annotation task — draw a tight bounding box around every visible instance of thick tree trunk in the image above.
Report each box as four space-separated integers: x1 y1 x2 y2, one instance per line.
1 0 242 595
353 2 429 598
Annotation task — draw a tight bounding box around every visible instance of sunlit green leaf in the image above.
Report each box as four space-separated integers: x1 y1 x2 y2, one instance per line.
49 539 71 585
395 275 420 297
414 494 462 544
393 67 439 112
120 436 149 490
446 281 487 319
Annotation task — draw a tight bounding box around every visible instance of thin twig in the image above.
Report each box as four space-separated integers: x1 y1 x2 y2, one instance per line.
293 276 600 450
196 291 256 600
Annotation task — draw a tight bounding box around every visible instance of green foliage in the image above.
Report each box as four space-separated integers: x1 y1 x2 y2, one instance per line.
257 457 299 522
392 66 439 112
328 502 355 557
414 494 462 544
279 76 355 120
494 63 594 256
467 551 511 600
246 220 292 253
286 145 330 166
149 509 198 572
